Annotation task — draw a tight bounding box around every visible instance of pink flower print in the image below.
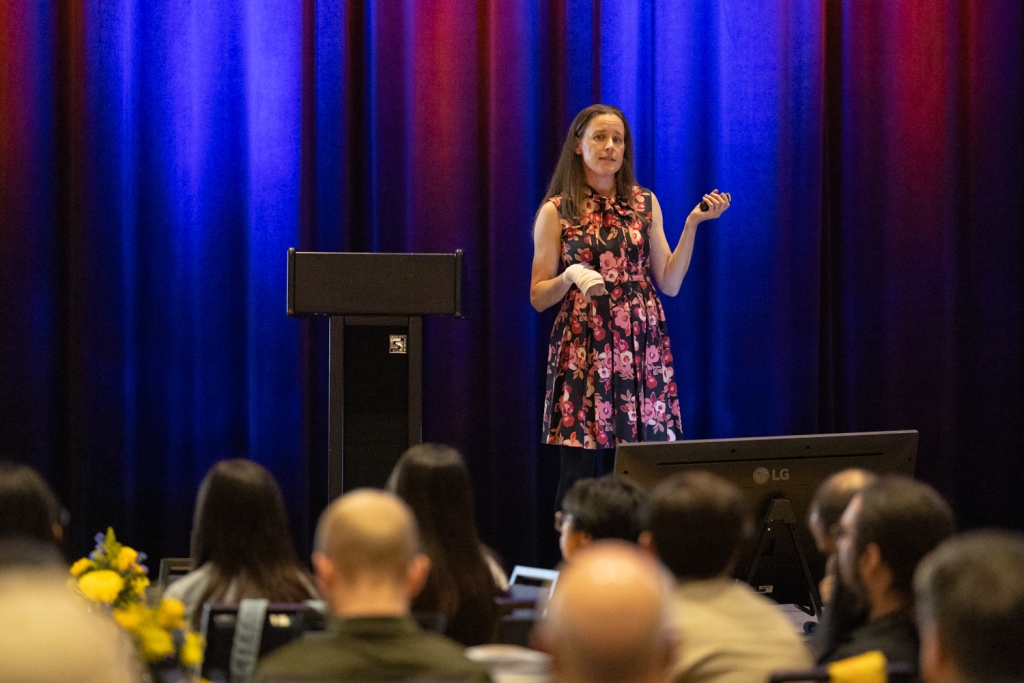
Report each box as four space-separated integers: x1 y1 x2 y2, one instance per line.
641 399 658 426
614 308 631 330
646 346 661 365
614 351 634 379
579 248 594 263
621 392 637 424
566 341 581 371
560 397 574 416
575 345 587 371
596 398 613 421
596 351 612 381
654 399 666 416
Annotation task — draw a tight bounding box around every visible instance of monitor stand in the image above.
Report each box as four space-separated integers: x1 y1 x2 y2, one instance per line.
746 498 823 618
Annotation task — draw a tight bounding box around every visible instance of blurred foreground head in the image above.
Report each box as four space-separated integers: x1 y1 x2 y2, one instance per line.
0 571 140 683
0 462 65 567
536 541 676 683
915 530 1024 683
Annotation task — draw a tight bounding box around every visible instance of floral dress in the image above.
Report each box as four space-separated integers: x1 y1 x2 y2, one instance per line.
543 186 683 449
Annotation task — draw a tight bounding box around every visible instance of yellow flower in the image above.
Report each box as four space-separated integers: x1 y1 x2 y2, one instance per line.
113 605 142 630
132 576 150 597
69 558 92 576
138 625 175 662
156 597 186 629
116 546 139 572
78 569 124 603
180 632 205 667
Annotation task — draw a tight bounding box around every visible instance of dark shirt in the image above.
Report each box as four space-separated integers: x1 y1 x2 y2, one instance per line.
819 609 919 667
254 615 492 683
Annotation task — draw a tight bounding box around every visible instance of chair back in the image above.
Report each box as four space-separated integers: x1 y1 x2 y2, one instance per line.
157 557 194 592
199 600 328 683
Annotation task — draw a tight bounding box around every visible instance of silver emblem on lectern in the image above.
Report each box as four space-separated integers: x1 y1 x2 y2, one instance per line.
389 335 407 354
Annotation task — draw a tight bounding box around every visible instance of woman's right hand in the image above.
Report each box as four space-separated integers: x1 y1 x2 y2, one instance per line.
563 264 607 302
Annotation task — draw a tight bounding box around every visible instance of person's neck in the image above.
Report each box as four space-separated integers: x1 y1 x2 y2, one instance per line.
328 586 410 619
584 169 616 197
867 588 909 621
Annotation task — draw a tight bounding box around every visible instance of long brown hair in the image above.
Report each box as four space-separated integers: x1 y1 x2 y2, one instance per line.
386 444 500 646
189 459 315 627
543 104 639 219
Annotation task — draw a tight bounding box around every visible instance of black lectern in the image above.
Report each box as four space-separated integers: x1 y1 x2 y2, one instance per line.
287 249 463 500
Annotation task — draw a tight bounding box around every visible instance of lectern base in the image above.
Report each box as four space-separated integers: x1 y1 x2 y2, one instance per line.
328 315 422 499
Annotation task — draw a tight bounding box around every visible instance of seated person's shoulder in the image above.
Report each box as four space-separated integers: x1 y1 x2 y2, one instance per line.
254 626 491 683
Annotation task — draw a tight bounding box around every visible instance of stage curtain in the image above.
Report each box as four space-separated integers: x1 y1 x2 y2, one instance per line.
1 0 1020 565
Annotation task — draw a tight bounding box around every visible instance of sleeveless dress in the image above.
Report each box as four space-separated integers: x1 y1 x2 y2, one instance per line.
542 186 684 448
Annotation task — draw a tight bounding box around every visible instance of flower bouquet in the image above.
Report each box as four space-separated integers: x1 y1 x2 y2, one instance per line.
71 528 205 680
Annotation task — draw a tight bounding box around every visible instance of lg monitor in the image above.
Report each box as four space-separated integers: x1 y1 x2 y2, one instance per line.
614 430 918 613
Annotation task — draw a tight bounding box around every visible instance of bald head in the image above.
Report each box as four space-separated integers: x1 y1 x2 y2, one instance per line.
540 541 676 683
315 489 420 581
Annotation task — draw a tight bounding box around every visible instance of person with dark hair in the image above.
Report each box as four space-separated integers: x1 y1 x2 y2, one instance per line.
806 469 876 660
557 474 650 562
255 490 491 683
641 471 811 683
530 104 730 509
385 443 504 646
822 475 956 665
165 459 318 626
0 462 65 567
914 530 1024 683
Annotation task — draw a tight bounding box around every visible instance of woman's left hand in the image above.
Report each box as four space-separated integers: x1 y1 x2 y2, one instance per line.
687 189 730 224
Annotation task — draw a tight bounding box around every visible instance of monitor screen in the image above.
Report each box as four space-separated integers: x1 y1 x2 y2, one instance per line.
614 430 918 608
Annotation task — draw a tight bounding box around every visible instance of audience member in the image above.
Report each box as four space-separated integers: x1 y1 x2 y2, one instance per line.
821 475 955 665
557 474 650 561
808 468 877 602
0 569 140 683
255 489 492 683
166 459 318 627
641 471 811 683
806 469 876 660
534 541 676 683
914 530 1024 683
0 462 66 567
386 443 504 645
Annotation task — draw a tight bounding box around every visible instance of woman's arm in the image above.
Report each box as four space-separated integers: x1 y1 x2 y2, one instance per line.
648 190 729 296
530 201 573 312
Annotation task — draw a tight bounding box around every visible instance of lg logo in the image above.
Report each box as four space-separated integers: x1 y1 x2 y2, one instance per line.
753 467 789 484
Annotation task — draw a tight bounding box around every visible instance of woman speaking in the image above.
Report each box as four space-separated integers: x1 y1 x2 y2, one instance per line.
530 104 729 508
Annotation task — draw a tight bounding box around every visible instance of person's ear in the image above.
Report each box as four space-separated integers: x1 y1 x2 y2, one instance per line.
575 138 582 155
312 551 335 593
407 553 431 599
637 531 657 556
